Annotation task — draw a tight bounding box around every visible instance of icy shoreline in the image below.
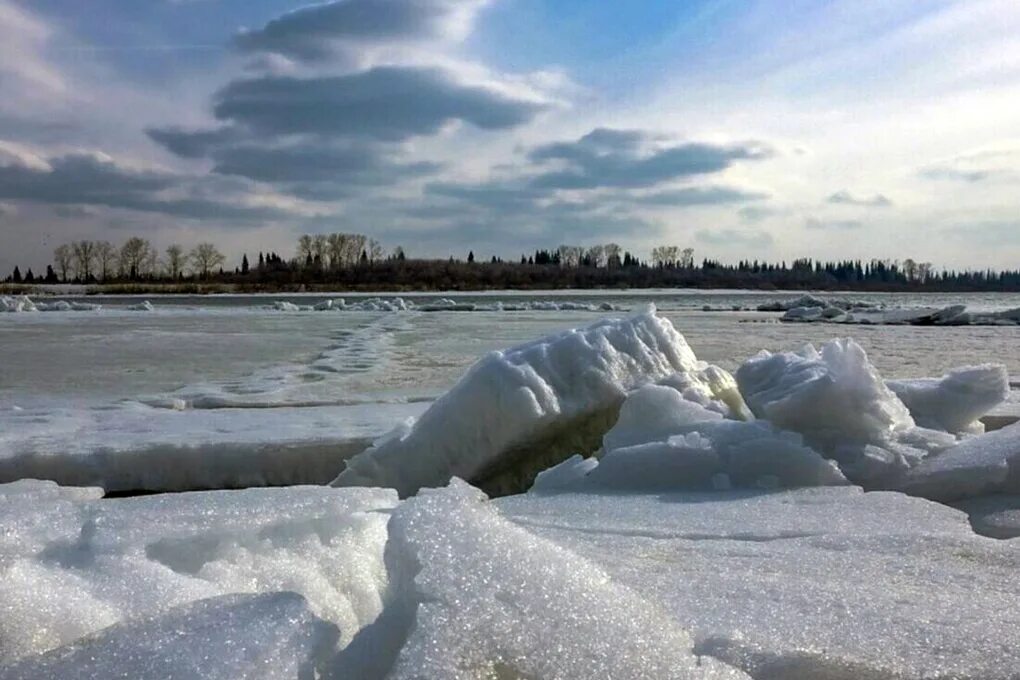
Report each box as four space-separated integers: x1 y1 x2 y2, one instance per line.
3 308 1020 678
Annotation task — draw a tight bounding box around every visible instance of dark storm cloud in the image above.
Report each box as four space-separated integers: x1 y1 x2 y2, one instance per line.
526 128 771 190
210 67 545 140
0 153 293 221
826 190 892 207
233 0 489 62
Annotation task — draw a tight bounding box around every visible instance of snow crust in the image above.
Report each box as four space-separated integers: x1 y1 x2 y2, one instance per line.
334 307 747 496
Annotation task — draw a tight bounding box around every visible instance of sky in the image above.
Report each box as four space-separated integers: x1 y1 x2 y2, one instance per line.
2 0 1020 273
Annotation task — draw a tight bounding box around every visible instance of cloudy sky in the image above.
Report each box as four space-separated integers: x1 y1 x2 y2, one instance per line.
2 0 1020 273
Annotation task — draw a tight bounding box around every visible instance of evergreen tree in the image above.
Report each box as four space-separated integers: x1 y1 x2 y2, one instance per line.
12 266 21 283
241 254 249 274
467 250 475 263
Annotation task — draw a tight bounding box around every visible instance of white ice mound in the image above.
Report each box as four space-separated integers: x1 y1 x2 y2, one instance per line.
334 307 747 496
737 338 915 449
887 364 1009 433
546 384 846 492
0 592 339 680
383 479 747 679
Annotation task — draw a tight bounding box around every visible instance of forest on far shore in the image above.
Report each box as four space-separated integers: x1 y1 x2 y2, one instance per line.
4 234 1020 293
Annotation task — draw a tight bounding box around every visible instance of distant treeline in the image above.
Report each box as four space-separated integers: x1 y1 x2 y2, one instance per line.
4 234 1020 292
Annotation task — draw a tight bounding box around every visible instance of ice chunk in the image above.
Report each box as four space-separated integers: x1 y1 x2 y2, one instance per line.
126 300 154 311
887 364 1009 433
734 339 929 484
384 480 747 679
0 483 397 659
0 593 339 680
894 422 1020 501
756 294 830 312
529 454 599 493
497 487 1020 679
334 308 744 497
586 385 846 491
0 295 37 312
737 339 914 449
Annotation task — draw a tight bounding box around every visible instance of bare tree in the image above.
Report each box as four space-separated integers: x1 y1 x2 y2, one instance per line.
327 233 346 270
189 243 226 278
604 243 622 268
557 244 583 268
53 244 73 282
165 245 185 279
585 244 606 268
297 234 314 264
95 241 117 281
120 237 153 279
680 247 695 269
903 258 918 282
312 234 329 269
71 240 97 281
368 239 383 263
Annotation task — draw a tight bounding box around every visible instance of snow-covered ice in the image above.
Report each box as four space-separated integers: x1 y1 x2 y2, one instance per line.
4 300 1020 678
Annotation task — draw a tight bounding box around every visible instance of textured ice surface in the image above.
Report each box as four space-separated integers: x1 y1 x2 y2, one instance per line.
0 482 397 660
894 422 1020 501
384 480 747 679
335 308 745 497
732 339 961 484
0 593 339 680
887 364 1009 433
498 487 1020 679
0 401 426 492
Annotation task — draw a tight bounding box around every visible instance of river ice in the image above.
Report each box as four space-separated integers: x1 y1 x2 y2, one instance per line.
2 292 1020 678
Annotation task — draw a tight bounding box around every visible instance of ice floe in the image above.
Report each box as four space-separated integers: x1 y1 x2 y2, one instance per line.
777 301 1020 326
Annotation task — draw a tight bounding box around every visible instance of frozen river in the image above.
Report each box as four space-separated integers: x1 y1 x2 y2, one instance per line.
1 290 1018 491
